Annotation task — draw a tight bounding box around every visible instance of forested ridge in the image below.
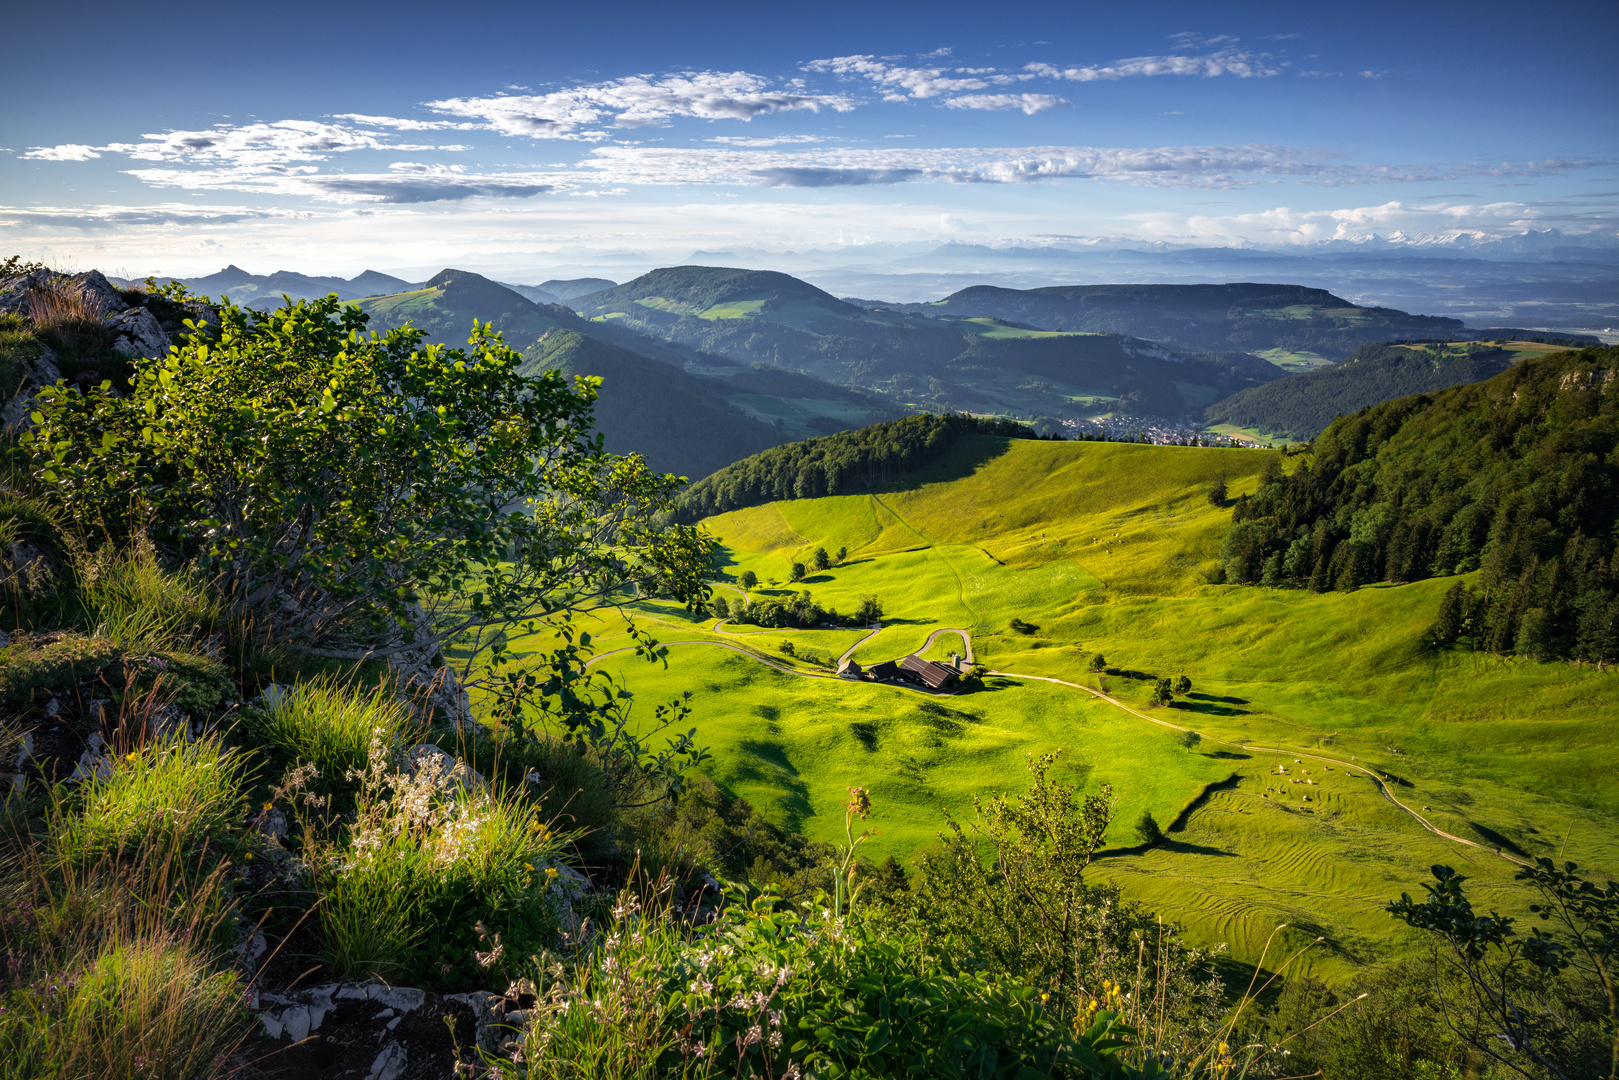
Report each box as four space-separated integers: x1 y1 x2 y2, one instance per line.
674 413 1032 522
1219 346 1619 662
1204 340 1521 440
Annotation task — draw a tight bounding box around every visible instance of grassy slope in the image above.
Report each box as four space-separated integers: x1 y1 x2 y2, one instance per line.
504 436 1616 981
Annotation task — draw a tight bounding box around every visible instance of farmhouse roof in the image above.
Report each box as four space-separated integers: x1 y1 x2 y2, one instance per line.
899 654 959 689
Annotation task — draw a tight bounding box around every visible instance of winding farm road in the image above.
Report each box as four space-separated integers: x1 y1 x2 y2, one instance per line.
588 619 1528 869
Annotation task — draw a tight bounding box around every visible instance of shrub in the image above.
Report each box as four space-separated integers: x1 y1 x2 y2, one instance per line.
1134 810 1164 846
0 632 121 711
778 641 796 657
512 887 1122 1080
790 561 806 582
812 546 830 571
52 733 250 865
1089 653 1107 672
1178 730 1202 753
1009 616 1037 635
914 753 1225 1057
1172 675 1192 696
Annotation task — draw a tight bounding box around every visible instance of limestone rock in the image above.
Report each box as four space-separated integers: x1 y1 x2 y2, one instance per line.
105 306 171 359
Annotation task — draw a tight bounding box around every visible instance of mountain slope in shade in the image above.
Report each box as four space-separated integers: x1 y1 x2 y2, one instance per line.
523 330 788 479
1204 337 1599 441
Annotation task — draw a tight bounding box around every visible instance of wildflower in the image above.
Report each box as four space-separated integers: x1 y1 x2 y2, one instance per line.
846 786 872 819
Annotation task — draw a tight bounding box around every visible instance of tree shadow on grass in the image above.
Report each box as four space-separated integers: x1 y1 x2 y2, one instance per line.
1187 692 1250 705
1176 700 1254 717
1204 750 1252 760
1093 839 1237 860
1467 820 1531 858
733 740 813 827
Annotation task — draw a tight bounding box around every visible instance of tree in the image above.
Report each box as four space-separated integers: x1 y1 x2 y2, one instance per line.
1207 472 1228 506
709 596 730 620
854 595 884 625
1089 653 1107 672
739 569 757 590
1134 809 1164 846
812 547 831 571
1151 677 1174 706
1389 861 1618 1080
28 295 714 732
1172 675 1192 696
835 545 847 563
1177 730 1202 753
790 562 807 582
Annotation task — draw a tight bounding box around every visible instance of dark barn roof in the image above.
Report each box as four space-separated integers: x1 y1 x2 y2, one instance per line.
899 654 959 689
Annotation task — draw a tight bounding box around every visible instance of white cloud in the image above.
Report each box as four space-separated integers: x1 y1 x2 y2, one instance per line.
802 55 995 99
1127 198 1559 246
0 202 306 230
1025 45 1280 82
708 134 825 146
945 94 1071 115
22 144 104 161
333 113 490 131
425 71 854 139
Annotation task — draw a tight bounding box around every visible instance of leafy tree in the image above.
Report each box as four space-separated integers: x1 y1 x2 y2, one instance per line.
1388 861 1618 1080
779 641 796 657
26 296 714 733
1133 809 1164 846
1172 675 1192 695
1151 677 1174 706
1089 653 1107 672
739 569 757 590
708 596 730 620
854 595 883 625
835 545 847 563
1207 472 1228 506
1177 730 1202 753
812 546 830 571
789 561 807 582
914 753 1222 1051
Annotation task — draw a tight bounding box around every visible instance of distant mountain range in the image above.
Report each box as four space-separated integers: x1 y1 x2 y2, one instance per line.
861 282 1464 361
120 258 1609 480
570 266 1289 423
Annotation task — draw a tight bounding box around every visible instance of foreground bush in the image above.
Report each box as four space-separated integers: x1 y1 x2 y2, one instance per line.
509 888 1148 1080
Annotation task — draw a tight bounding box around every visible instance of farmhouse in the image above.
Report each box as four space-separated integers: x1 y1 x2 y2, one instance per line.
898 654 960 690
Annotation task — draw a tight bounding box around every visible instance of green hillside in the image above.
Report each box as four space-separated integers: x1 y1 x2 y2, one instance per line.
900 282 1465 360
493 433 1617 984
1202 338 1574 440
1221 345 1619 664
572 266 1287 422
357 269 897 477
358 268 573 345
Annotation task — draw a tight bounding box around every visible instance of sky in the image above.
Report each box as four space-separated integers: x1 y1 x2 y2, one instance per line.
2 0 1616 281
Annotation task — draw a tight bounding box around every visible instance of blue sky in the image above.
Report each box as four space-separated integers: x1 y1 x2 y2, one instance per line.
3 0 1615 279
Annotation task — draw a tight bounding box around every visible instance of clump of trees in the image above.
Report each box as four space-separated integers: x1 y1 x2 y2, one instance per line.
1214 347 1619 664
675 413 1034 521
730 590 840 629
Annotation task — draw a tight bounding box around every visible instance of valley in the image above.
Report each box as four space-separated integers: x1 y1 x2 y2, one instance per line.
487 434 1619 984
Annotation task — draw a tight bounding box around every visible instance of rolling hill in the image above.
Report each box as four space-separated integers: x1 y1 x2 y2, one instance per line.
489 427 1617 984
1202 338 1569 441
571 266 1288 423
522 331 789 479
872 282 1467 365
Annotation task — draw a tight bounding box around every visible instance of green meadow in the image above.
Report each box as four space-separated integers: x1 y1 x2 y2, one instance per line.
501 436 1618 982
